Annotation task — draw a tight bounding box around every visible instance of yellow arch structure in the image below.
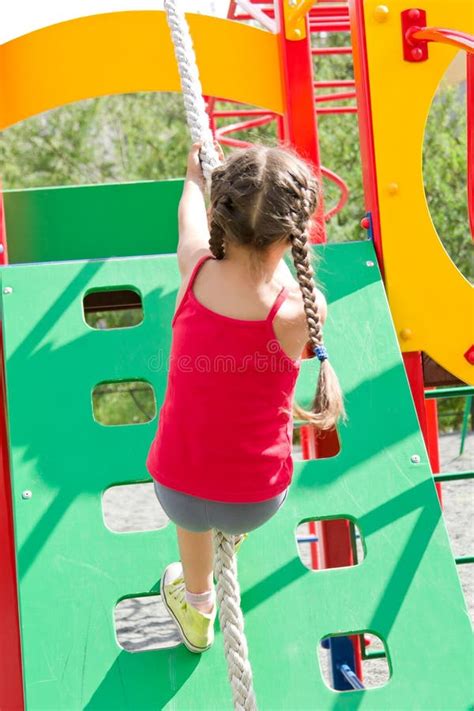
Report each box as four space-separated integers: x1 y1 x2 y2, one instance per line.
0 11 283 130
363 0 473 384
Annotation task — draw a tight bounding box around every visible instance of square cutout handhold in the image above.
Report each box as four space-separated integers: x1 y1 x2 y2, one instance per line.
92 380 156 425
103 482 168 533
319 631 390 691
292 425 341 460
83 287 143 329
296 517 364 570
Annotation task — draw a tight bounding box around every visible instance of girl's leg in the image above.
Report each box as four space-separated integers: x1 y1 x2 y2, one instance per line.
176 526 215 613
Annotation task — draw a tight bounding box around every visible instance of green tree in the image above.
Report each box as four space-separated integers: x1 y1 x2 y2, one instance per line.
0 92 189 187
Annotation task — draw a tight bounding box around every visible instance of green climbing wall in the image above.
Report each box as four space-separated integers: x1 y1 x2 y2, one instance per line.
3 179 183 264
1 241 472 710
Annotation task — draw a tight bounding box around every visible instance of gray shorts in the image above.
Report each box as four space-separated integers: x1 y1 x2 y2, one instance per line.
153 480 289 535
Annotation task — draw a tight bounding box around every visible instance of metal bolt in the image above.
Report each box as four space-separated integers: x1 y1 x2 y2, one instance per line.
374 5 390 22
366 260 375 267
0 244 4 254
3 286 12 294
407 8 421 21
288 0 297 5
410 455 421 464
464 344 474 365
22 490 32 499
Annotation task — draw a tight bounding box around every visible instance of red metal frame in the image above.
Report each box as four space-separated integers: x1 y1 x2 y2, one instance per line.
402 8 474 62
349 0 384 269
425 394 443 501
401 9 429 62
403 353 443 503
300 427 319 568
0 185 24 710
0 183 8 265
209 2 356 226
465 345 474 365
317 106 358 114
316 91 357 103
468 54 473 242
321 166 349 220
274 0 326 241
401 7 474 62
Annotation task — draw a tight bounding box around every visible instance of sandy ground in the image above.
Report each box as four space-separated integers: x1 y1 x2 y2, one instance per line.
105 432 473 692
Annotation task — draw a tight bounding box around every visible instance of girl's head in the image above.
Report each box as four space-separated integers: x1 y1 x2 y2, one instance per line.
209 145 345 431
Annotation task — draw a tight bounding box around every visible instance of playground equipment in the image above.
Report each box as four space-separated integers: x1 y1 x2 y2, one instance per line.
0 1 473 709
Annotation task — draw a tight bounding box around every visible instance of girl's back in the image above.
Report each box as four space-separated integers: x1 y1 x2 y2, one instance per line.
147 253 306 503
147 143 343 505
188 248 321 360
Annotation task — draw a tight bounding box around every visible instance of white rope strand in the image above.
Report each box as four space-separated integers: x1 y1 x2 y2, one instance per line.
163 0 220 186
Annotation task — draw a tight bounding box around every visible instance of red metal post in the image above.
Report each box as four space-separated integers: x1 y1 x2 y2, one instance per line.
403 352 443 498
467 53 473 241
349 0 384 270
0 181 8 265
425 393 443 502
0 185 24 710
275 0 326 241
300 427 319 569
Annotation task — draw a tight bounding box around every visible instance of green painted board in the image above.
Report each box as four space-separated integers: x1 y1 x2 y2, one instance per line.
3 179 183 264
1 241 472 710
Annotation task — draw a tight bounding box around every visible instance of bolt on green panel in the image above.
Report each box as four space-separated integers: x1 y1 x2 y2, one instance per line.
1 241 472 710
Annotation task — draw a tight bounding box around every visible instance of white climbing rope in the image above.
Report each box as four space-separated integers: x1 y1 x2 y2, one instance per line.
162 2 258 709
163 0 220 186
213 530 258 711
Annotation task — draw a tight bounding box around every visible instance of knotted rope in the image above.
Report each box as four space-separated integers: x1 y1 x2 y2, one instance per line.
163 2 258 709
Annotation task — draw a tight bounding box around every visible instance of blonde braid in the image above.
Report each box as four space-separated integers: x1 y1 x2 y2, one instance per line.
290 187 346 430
290 226 322 348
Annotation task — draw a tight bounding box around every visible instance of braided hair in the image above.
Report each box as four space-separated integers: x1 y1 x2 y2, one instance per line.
209 145 345 430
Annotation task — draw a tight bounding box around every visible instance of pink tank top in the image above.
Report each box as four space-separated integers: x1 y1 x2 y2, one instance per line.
146 254 301 503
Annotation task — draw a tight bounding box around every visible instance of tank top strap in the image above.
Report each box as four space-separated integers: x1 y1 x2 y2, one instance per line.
266 286 288 322
172 253 215 327
187 253 215 291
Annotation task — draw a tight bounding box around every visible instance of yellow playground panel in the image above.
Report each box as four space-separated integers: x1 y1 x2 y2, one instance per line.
0 11 283 130
363 0 473 384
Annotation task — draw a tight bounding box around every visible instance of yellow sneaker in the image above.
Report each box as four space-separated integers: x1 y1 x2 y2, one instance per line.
161 562 216 653
234 532 248 553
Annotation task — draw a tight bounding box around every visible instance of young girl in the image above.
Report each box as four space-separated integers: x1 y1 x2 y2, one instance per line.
146 142 344 653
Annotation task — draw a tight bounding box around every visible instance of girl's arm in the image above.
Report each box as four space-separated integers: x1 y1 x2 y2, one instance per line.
176 142 223 277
